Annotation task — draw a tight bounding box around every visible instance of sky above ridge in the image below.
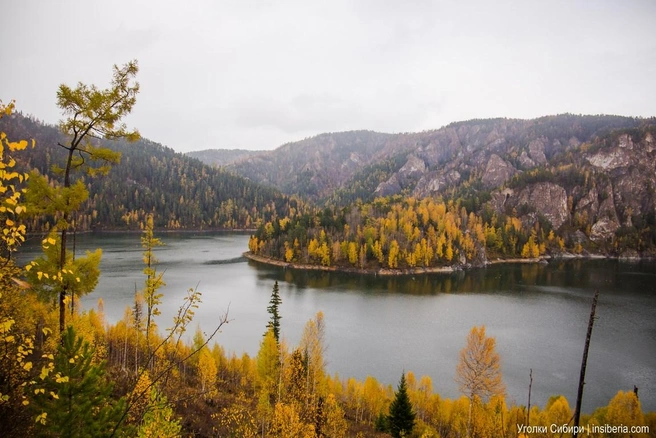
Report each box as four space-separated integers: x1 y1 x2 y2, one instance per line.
3 0 656 152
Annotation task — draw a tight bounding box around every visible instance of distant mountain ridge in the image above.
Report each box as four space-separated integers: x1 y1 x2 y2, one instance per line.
190 114 648 202
229 130 397 198
186 148 266 167
193 114 656 256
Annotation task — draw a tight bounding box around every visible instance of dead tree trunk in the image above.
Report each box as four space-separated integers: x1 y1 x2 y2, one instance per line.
527 368 533 427
573 289 599 438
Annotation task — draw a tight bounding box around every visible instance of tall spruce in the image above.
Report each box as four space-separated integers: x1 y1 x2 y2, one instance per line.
266 281 282 343
388 372 416 438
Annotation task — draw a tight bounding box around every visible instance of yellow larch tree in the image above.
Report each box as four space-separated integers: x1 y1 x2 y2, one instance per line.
604 390 646 438
455 326 505 402
197 347 218 395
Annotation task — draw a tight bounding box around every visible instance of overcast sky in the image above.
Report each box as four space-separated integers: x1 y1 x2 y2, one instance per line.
2 0 655 153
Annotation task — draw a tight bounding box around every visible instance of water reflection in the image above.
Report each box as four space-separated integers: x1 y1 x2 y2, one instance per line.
252 259 656 297
16 234 656 412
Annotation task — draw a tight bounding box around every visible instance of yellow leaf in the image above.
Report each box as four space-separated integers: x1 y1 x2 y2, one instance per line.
22 400 29 406
23 362 33 371
69 358 75 364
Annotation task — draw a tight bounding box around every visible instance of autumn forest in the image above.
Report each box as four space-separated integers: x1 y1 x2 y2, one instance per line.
1 61 655 437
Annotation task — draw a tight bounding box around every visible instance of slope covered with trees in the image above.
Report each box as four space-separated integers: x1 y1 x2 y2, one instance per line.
248 195 560 272
0 113 298 231
247 119 656 268
192 114 647 207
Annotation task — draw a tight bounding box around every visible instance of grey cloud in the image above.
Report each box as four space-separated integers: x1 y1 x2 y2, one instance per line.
2 0 655 152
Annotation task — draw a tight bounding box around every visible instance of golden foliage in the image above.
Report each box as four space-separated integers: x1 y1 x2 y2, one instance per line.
455 326 505 402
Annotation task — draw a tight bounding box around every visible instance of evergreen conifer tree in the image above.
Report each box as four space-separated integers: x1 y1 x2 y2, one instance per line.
266 281 282 343
30 326 127 437
387 372 416 438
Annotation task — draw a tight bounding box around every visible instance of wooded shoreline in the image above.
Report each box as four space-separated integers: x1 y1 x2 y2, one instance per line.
243 251 545 276
244 251 652 276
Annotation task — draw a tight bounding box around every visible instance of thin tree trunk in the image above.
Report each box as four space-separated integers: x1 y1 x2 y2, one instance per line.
59 223 67 336
59 147 75 336
123 327 128 370
468 397 472 438
70 218 76 316
573 289 599 438
527 368 533 427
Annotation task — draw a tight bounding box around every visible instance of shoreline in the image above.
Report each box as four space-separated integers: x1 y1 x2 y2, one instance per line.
244 252 535 276
244 252 455 275
244 251 655 276
26 228 257 236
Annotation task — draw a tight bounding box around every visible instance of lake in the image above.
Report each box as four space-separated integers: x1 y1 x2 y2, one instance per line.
18 232 656 412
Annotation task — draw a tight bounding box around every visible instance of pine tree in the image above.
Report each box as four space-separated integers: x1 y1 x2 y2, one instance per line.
30 326 127 437
266 281 282 343
387 372 416 438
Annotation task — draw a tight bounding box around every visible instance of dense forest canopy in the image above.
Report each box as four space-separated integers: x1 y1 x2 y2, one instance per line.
0 112 301 231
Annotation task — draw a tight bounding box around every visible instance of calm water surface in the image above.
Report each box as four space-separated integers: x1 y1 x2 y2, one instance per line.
19 232 656 412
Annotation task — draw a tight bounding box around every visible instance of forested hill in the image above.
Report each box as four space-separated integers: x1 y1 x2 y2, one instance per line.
245 116 656 267
0 113 298 231
192 115 653 210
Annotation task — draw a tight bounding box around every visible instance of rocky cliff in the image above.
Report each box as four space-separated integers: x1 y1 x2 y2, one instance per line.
192 114 656 254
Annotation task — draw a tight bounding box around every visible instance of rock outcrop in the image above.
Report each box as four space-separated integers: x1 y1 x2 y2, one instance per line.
516 183 569 229
374 174 402 197
482 154 516 188
396 155 426 186
528 138 548 165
